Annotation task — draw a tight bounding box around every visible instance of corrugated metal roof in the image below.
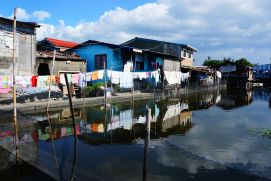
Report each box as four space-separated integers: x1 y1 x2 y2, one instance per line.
37 51 85 61
46 38 79 48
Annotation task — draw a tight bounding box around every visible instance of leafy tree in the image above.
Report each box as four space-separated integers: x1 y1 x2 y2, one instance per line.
203 57 254 68
235 58 253 67
203 59 222 69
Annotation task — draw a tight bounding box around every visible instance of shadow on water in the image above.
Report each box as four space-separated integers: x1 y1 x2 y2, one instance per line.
0 88 271 180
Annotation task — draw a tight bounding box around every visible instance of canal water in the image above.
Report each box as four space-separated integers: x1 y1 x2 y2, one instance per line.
0 88 270 180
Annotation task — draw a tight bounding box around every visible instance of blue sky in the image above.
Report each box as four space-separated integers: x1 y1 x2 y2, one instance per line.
0 0 154 25
1 0 271 65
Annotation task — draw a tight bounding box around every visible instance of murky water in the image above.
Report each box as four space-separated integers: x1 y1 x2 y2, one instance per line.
0 88 270 180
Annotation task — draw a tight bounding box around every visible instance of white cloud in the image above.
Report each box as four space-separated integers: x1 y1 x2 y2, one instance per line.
32 10 50 21
9 7 30 21
8 8 50 21
33 1 271 64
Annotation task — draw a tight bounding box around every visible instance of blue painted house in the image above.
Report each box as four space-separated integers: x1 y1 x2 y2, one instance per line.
70 40 167 73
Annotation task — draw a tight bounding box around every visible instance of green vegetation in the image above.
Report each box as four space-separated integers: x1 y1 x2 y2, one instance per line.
203 56 253 69
83 82 105 95
248 128 271 138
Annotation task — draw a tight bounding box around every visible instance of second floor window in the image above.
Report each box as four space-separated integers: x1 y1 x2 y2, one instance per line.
188 51 192 58
183 49 187 57
95 54 107 70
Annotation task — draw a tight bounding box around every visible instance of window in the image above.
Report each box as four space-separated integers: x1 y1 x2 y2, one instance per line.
188 51 192 58
136 62 144 70
183 49 187 57
95 54 107 70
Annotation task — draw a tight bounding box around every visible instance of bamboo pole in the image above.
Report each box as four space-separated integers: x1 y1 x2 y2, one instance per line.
143 106 151 181
64 74 77 181
104 61 107 104
46 50 56 112
12 7 19 163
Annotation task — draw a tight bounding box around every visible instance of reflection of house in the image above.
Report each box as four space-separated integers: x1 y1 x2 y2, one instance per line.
217 89 253 110
160 102 194 136
36 38 86 75
0 17 39 76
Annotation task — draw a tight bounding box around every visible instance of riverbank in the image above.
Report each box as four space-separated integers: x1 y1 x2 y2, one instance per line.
0 84 226 114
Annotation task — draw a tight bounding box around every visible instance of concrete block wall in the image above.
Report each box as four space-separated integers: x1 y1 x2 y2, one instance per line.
0 29 35 76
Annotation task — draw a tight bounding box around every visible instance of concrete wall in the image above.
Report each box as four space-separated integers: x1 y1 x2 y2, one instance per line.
35 58 86 75
181 57 193 67
164 59 180 71
181 49 193 67
74 44 123 72
0 29 36 76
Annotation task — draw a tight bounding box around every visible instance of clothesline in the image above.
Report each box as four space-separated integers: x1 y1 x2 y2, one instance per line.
0 69 196 93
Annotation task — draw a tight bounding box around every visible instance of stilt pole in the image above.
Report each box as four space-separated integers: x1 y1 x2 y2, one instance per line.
12 7 19 163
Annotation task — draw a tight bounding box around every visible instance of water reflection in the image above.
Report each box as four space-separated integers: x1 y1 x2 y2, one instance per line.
1 88 271 180
217 89 253 110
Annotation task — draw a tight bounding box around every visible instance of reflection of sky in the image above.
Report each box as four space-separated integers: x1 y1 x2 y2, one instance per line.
167 99 271 178
1 89 270 180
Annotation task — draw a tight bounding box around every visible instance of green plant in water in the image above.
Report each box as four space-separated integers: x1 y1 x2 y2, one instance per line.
248 128 271 138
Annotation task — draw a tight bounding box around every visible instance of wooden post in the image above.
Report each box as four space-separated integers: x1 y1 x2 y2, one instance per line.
110 66 113 97
64 74 77 181
12 7 19 163
46 50 56 112
132 54 135 100
143 106 151 181
104 61 107 104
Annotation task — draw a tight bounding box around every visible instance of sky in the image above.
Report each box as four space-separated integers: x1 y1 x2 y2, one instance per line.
1 0 271 65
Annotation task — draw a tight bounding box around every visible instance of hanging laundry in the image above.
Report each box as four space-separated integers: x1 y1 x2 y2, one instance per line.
216 71 222 79
59 74 72 85
37 76 49 87
85 72 92 81
133 72 148 80
109 71 121 84
91 71 99 81
151 70 160 85
56 75 60 84
79 73 87 88
72 74 80 85
120 72 133 88
124 61 133 72
98 70 104 80
0 76 12 93
164 71 181 85
16 76 32 88
31 76 38 87
46 75 56 86
60 74 65 85
97 124 104 133
181 72 190 82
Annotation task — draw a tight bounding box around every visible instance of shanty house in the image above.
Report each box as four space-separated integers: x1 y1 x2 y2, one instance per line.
36 38 86 75
70 38 197 73
121 37 198 71
0 17 39 76
37 37 79 52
